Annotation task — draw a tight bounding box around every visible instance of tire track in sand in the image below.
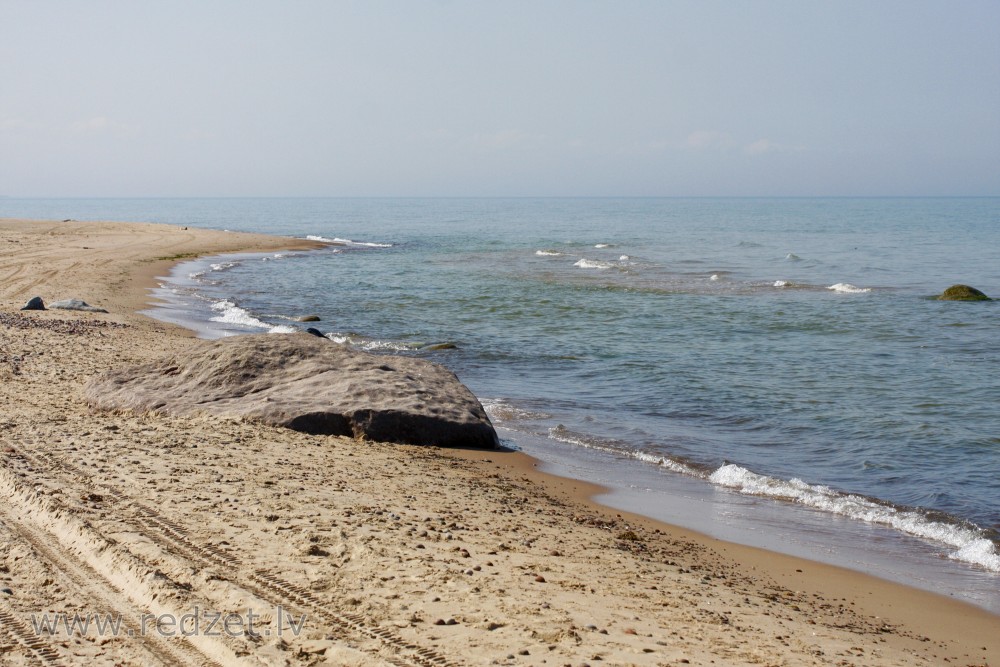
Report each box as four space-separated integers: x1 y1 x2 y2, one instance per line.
0 511 221 667
0 599 63 666
5 448 458 667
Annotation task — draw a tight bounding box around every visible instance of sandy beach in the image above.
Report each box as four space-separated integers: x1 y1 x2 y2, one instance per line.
1 218 997 666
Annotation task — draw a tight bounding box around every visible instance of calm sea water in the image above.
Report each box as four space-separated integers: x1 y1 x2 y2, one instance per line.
5 197 999 605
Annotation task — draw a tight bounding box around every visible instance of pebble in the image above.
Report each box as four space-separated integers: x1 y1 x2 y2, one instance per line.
0 312 127 335
1 587 12 595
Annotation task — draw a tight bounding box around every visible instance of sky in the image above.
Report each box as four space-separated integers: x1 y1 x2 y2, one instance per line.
1 1 998 197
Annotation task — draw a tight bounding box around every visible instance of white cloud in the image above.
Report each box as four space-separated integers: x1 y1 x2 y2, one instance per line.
471 129 544 150
70 116 140 138
0 117 41 132
686 130 732 150
743 138 805 155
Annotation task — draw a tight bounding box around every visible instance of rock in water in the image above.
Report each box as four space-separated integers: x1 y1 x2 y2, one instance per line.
296 315 322 322
20 296 46 311
49 298 108 312
421 342 458 351
84 333 499 448
938 285 991 301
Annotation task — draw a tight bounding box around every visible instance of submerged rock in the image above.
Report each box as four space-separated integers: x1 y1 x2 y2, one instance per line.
421 342 458 351
938 285 991 301
49 298 108 312
20 296 45 311
84 333 499 448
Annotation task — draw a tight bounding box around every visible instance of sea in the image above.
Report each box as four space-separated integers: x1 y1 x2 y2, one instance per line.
4 197 999 612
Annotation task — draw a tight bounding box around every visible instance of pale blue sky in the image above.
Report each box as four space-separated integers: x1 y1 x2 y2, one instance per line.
1 1 997 196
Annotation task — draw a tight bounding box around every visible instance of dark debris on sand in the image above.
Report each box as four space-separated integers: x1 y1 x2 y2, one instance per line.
0 311 130 335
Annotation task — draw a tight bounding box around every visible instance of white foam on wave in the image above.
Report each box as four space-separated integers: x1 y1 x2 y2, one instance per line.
306 234 392 248
483 399 552 423
774 280 790 287
708 464 1000 572
209 300 297 334
210 261 239 272
827 282 871 293
535 249 563 256
594 243 615 248
710 274 721 281
574 258 614 270
357 339 417 352
547 426 700 476
619 255 630 262
785 253 802 261
322 333 416 352
190 260 242 280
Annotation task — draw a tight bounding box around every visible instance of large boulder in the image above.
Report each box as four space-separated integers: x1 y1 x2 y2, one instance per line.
937 285 991 301
84 333 499 448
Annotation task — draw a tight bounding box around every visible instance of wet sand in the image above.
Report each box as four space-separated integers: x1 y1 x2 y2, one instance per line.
1 217 997 666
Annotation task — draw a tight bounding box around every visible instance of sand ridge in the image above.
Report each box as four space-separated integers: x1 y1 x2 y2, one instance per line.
0 218 997 666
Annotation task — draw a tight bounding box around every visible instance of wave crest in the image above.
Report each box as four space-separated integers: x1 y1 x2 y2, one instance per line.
827 283 872 293
709 464 999 572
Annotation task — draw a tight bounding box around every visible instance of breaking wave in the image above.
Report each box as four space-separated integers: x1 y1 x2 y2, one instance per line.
306 235 392 247
574 258 615 270
708 464 1000 572
209 300 297 334
827 282 872 293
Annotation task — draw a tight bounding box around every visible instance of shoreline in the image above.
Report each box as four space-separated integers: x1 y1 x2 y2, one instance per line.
146 236 1000 612
1 217 997 666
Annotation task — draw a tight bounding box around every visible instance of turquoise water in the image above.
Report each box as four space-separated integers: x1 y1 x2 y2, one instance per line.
5 197 1000 597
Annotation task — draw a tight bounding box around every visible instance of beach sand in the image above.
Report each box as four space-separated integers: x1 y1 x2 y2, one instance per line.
1 217 997 666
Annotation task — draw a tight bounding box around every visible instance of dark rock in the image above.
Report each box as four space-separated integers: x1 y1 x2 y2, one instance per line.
84 333 499 448
304 327 325 338
296 315 322 322
20 296 45 311
49 298 108 313
421 342 458 351
938 285 991 301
